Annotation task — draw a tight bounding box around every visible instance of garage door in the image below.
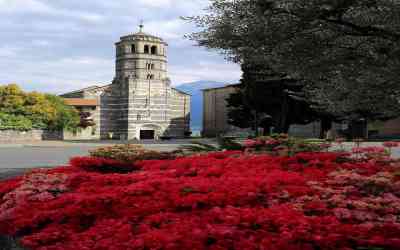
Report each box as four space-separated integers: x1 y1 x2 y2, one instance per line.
140 130 155 140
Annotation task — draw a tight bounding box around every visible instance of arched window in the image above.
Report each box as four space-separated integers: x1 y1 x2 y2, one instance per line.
144 45 150 54
131 44 136 53
151 64 155 70
151 46 157 55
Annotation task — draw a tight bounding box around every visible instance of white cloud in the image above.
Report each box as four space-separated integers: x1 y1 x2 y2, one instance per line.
0 0 241 93
137 0 173 8
0 56 114 93
0 46 20 57
0 0 53 14
32 40 51 47
169 61 241 85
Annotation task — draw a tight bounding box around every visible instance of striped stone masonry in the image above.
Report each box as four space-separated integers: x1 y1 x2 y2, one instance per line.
62 29 191 140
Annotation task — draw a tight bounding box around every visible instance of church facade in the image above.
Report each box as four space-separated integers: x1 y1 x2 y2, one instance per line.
61 28 191 140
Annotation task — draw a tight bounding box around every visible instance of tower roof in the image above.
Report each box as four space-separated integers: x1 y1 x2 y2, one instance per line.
118 21 167 45
118 31 167 45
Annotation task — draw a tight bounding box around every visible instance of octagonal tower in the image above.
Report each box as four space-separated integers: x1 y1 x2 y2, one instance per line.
100 25 190 140
114 25 169 81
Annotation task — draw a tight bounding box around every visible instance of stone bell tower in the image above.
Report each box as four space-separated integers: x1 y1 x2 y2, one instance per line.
114 22 169 81
101 23 190 140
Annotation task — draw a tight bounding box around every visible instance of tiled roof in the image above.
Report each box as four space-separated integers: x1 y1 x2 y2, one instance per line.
63 98 99 106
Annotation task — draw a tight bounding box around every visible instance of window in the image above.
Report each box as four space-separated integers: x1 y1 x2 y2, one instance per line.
151 63 155 70
131 44 136 53
151 46 157 55
137 114 141 121
147 74 154 80
144 45 149 54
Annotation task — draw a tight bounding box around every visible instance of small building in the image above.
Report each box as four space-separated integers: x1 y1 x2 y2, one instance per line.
202 84 250 137
61 86 106 140
202 84 400 139
61 26 191 140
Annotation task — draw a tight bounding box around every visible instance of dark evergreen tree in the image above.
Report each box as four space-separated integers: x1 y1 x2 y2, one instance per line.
227 61 317 134
186 0 400 128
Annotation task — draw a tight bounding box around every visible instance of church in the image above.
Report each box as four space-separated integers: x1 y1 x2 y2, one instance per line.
61 25 191 140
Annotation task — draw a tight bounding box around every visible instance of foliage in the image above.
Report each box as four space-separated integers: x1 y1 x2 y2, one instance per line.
0 112 32 131
227 63 318 134
178 138 244 154
1 150 400 249
69 157 141 173
216 136 244 151
44 94 80 131
244 134 331 156
89 144 175 163
186 0 400 122
178 141 220 153
0 84 80 131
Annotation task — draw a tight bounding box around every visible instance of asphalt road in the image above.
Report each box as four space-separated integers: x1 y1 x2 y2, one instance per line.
0 142 192 181
0 141 398 181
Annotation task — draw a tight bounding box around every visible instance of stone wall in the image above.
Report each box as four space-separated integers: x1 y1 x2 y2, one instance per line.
0 130 63 143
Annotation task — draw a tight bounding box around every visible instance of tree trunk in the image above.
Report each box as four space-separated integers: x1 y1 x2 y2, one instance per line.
262 126 271 136
254 110 259 137
320 118 332 139
349 119 368 139
277 92 290 134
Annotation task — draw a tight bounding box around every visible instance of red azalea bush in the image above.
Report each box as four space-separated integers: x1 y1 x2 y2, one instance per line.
69 156 141 173
1 150 400 250
244 134 331 156
69 144 176 173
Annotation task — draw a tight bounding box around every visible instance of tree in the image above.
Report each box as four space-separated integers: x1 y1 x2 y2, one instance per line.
186 0 400 124
44 94 80 131
0 84 80 131
227 61 317 134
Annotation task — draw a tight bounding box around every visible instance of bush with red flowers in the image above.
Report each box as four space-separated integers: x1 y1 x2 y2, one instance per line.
244 134 330 156
68 144 176 173
1 148 400 249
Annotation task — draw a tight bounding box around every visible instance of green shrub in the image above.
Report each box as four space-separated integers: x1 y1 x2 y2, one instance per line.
0 112 32 131
89 144 175 162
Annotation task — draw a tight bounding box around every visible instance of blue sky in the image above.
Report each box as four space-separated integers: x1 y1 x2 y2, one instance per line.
0 0 241 94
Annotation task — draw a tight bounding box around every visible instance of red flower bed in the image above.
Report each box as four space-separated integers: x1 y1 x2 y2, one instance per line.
69 156 141 173
1 151 400 250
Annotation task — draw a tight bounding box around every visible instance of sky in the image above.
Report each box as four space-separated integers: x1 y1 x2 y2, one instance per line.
0 0 241 94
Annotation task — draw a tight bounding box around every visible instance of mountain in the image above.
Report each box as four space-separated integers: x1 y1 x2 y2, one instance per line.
175 81 230 133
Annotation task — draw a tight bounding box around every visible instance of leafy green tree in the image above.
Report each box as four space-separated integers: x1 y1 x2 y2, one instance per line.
0 84 26 115
44 94 80 131
186 0 400 124
0 112 32 131
0 84 80 131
